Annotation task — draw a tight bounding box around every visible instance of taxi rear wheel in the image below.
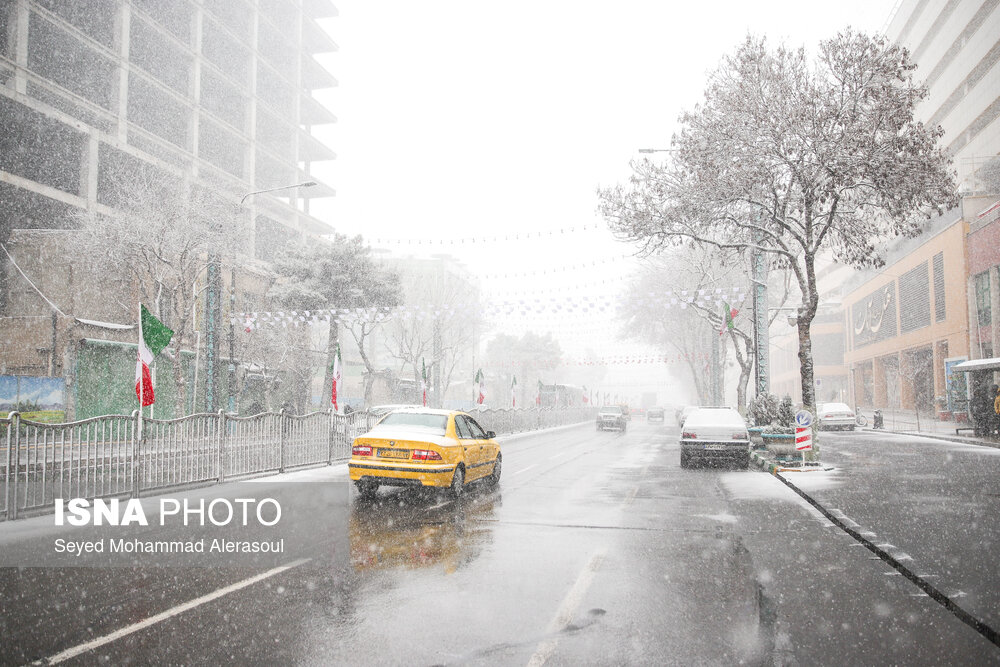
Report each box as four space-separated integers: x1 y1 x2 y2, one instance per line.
449 465 465 497
487 455 502 485
355 480 379 498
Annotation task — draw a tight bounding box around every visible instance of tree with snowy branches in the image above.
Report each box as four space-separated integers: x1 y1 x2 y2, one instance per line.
599 30 954 413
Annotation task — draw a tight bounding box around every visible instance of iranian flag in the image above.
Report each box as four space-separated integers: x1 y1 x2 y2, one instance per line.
582 385 589 404
474 368 485 404
135 305 174 407
536 380 542 407
330 342 342 412
421 358 428 407
511 375 517 408
719 302 739 336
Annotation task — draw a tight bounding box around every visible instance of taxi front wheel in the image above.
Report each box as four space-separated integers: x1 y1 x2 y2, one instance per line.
449 466 465 498
487 455 502 485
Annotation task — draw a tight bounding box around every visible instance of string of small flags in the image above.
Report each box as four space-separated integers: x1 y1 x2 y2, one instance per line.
236 287 748 330
478 353 712 369
365 224 605 247
476 254 633 280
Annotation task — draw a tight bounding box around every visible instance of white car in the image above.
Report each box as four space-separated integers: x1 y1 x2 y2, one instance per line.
817 403 856 431
677 405 699 427
679 407 750 469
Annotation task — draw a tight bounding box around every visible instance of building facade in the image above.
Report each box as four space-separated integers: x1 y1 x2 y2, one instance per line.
967 197 1000 359
843 216 970 414
0 0 338 417
886 0 1000 195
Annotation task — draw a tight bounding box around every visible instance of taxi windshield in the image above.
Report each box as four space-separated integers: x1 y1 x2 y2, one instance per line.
375 413 449 434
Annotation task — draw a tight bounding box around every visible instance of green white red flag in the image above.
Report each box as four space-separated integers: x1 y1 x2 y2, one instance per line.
511 375 517 408
582 385 589 404
536 380 542 406
719 302 739 336
474 368 485 404
330 342 342 412
135 305 173 407
421 358 428 407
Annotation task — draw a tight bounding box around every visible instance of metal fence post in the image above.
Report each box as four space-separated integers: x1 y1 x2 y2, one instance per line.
327 409 334 465
7 412 20 521
218 409 226 484
131 409 141 499
279 408 287 473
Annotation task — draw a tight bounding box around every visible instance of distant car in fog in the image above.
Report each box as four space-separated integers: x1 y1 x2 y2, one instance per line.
647 406 665 422
596 405 628 432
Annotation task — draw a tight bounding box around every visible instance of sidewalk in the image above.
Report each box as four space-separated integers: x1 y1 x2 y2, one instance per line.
855 407 1000 449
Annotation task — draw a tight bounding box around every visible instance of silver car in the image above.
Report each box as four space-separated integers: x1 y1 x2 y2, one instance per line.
817 403 856 431
679 407 750 468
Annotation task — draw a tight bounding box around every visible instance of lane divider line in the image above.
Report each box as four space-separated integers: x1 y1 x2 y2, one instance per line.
34 558 312 665
512 464 538 476
527 550 606 667
773 473 1000 649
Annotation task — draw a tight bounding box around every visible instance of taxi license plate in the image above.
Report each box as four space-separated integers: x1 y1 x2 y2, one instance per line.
377 448 409 459
703 444 726 451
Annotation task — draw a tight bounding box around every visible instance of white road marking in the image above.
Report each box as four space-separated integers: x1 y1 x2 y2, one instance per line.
37 558 311 665
512 464 538 476
547 451 568 460
527 550 606 667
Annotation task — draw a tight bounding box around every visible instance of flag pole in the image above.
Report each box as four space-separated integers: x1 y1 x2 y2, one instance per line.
137 301 144 442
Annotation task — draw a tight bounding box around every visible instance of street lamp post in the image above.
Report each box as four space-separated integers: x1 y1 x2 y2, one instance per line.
205 180 318 414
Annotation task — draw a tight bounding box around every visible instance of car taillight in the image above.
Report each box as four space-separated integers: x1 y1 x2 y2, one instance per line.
411 449 443 461
732 432 747 440
822 414 832 419
352 445 372 456
682 431 697 439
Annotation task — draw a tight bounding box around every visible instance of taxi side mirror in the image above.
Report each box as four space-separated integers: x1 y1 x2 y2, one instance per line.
486 430 496 439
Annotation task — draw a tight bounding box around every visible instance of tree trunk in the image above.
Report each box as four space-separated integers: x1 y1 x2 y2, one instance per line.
172 329 187 416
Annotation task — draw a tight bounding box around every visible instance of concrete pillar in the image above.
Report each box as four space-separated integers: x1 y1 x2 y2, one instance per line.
874 357 887 408
900 352 915 410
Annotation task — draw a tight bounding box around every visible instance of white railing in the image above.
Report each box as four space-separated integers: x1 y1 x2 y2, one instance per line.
1 406 593 520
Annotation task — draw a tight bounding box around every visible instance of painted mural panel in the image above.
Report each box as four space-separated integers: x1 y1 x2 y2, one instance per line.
0 376 66 422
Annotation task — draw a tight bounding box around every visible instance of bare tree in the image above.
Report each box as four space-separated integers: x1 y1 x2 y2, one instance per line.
384 266 482 407
600 30 954 412
270 235 401 409
75 156 243 415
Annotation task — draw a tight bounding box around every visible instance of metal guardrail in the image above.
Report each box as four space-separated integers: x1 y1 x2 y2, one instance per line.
1 406 593 520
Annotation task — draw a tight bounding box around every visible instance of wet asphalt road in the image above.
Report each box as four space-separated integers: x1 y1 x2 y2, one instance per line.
1 421 999 665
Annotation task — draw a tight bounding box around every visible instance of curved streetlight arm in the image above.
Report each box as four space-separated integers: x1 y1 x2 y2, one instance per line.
239 180 317 206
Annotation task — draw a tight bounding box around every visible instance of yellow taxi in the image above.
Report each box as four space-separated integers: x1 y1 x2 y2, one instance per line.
348 408 501 497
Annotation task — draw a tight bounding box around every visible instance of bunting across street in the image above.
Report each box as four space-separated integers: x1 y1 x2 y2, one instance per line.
235 286 749 329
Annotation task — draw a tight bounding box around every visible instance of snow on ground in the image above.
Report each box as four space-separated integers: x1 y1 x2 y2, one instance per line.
721 472 833 526
779 469 845 492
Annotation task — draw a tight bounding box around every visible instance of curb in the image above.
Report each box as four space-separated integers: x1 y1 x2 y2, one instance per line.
750 449 833 474
862 428 1000 450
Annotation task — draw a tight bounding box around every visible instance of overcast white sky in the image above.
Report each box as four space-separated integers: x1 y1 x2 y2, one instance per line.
308 1 899 401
